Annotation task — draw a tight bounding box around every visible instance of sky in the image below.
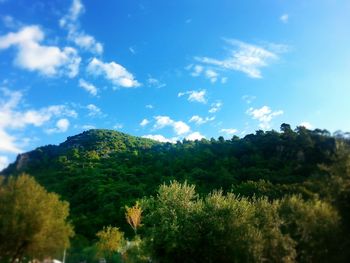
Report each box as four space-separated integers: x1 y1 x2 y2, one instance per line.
1 0 350 170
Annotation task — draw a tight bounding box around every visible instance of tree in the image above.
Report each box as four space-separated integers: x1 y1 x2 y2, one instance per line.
141 181 296 263
125 202 142 235
0 174 74 262
278 195 340 263
96 226 125 261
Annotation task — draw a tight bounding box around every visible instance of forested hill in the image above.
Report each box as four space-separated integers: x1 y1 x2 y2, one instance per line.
1 125 349 240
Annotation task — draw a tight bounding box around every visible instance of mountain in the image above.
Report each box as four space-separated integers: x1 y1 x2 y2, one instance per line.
1 125 344 240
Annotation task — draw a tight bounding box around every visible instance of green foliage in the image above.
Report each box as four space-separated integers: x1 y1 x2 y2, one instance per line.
140 181 342 263
0 174 74 261
141 181 295 263
1 126 349 261
278 195 340 262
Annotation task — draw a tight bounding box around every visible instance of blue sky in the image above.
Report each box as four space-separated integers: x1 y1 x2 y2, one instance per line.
1 0 350 169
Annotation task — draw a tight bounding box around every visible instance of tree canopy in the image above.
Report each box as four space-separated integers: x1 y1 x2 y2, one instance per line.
0 174 74 262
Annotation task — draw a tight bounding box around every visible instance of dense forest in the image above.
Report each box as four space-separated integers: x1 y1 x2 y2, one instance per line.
1 124 350 262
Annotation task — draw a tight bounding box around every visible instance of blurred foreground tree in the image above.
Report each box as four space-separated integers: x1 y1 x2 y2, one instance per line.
0 174 74 262
141 181 340 263
96 226 125 261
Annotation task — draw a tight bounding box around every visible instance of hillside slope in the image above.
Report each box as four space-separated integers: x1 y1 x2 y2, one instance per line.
1 125 343 239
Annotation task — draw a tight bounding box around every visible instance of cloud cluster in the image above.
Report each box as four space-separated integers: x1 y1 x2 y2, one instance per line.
87 58 140 88
153 116 190 135
0 89 76 154
195 39 285 79
189 115 215 125
143 115 205 143
142 134 178 143
186 64 221 83
178 90 207 104
0 25 81 77
247 106 283 129
86 103 101 117
143 131 205 143
60 0 103 54
46 118 70 134
209 101 223 113
185 132 205 141
0 0 140 95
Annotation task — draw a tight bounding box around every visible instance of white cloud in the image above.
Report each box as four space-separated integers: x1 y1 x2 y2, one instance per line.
56 118 69 132
189 115 215 125
209 101 223 113
60 0 84 24
154 115 190 136
299 122 312 129
242 95 256 104
0 88 76 129
185 132 205 141
0 129 21 153
153 116 173 129
190 64 204 77
195 39 284 79
86 103 101 117
46 118 70 134
220 128 238 136
173 121 190 135
142 134 177 143
72 34 103 54
79 79 97 96
145 104 154 109
87 58 140 88
280 14 289 23
140 118 150 127
113 123 123 129
205 69 218 83
178 90 207 104
0 89 76 152
147 77 166 88
1 15 22 29
0 25 81 77
187 64 221 83
247 106 283 129
0 155 9 171
60 0 103 54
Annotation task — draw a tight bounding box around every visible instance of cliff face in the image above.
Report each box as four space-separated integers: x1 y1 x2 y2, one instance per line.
15 153 30 171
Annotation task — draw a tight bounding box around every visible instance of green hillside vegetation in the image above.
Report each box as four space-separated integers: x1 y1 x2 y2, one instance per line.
2 124 350 262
